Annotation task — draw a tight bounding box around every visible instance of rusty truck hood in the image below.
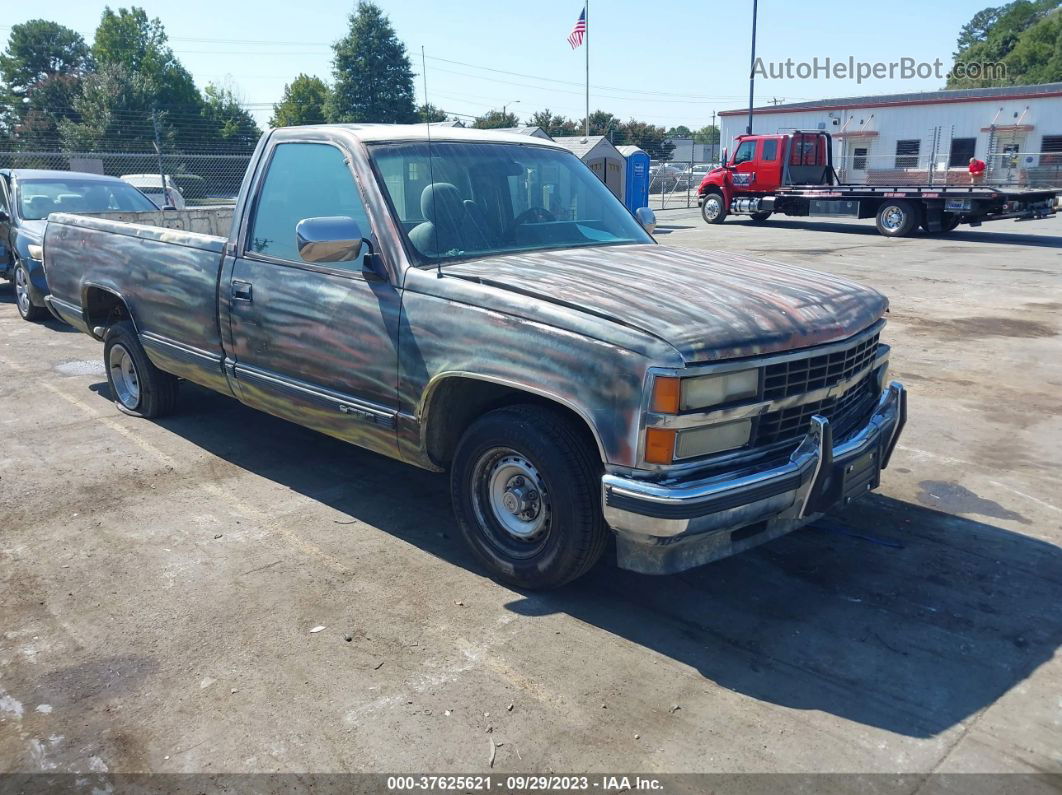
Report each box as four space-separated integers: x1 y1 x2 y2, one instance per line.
445 244 887 362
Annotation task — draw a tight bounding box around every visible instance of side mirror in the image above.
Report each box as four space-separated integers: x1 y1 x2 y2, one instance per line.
296 216 364 263
721 147 729 166
635 206 657 235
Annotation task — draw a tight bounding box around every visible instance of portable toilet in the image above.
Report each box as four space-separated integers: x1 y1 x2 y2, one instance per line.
618 145 650 211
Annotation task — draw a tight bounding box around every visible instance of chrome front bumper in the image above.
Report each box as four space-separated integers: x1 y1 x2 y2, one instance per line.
602 382 907 574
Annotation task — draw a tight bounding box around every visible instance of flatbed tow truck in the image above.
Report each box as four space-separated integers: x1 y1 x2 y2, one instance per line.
696 130 1058 237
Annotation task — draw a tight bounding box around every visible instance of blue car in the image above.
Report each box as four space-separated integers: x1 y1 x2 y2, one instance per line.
0 169 158 322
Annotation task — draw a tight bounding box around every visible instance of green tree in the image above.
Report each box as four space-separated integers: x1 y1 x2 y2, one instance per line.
473 109 519 129
271 74 330 127
91 6 203 143
666 125 692 137
201 83 261 152
693 124 720 145
417 103 448 123
616 119 675 160
60 62 168 152
526 108 577 137
579 109 619 137
326 2 416 123
0 20 92 146
949 0 1062 87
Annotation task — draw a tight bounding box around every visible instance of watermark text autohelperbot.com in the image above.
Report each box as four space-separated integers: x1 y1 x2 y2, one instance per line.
753 57 1006 84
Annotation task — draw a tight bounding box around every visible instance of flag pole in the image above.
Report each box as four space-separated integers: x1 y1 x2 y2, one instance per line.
584 0 589 139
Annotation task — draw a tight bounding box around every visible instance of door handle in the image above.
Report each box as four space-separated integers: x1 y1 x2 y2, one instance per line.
231 280 253 302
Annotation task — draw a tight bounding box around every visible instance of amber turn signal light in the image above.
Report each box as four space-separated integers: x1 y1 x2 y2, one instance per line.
644 428 676 465
651 376 680 414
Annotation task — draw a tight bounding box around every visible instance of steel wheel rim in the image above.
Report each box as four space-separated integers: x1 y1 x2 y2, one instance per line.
14 266 30 314
704 196 722 220
108 344 140 408
882 206 905 230
471 447 552 557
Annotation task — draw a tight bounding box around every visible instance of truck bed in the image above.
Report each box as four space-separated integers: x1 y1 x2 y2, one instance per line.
43 211 228 380
776 183 1058 200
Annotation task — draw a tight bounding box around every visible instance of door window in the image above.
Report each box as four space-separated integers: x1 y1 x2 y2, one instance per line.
732 141 756 165
249 143 370 266
761 140 778 161
852 147 868 170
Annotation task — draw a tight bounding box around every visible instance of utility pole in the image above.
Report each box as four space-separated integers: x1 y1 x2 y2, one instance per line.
746 0 758 135
151 109 169 208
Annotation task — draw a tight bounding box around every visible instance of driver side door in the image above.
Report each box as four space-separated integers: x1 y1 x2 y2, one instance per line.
226 140 403 459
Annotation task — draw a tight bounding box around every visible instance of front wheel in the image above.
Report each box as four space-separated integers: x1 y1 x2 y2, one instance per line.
14 262 47 322
875 200 919 237
450 405 608 590
701 192 728 225
103 320 179 418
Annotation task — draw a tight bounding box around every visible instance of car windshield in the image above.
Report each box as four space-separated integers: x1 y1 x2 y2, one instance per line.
17 177 158 220
369 141 652 265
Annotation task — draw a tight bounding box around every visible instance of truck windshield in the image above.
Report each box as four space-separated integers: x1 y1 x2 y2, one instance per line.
17 178 158 220
369 141 652 265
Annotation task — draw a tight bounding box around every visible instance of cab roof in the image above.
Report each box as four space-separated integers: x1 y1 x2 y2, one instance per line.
274 123 568 149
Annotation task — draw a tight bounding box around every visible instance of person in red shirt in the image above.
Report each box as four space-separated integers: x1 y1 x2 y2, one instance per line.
968 157 986 184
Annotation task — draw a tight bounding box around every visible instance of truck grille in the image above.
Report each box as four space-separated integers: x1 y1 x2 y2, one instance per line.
754 376 878 449
763 332 880 400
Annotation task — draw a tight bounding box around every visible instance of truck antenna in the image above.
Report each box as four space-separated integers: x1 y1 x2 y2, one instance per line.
421 45 442 278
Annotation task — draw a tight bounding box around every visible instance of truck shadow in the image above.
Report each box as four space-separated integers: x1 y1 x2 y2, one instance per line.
87 379 1062 740
745 218 1062 248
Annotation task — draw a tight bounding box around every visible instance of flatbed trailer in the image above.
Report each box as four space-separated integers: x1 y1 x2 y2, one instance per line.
696 130 1059 237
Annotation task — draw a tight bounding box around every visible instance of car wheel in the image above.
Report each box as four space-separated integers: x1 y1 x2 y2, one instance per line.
749 211 772 223
701 192 728 225
451 404 608 590
14 262 46 322
875 200 919 237
103 320 179 418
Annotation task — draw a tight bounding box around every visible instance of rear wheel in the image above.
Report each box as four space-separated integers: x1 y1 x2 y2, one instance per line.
875 200 919 237
749 211 772 223
103 320 179 418
450 404 608 590
14 262 46 322
922 214 961 234
701 192 728 225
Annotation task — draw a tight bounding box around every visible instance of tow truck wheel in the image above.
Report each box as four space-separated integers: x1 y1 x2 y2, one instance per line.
749 211 772 223
875 200 919 237
923 214 961 234
701 192 728 225
451 404 608 590
103 320 179 419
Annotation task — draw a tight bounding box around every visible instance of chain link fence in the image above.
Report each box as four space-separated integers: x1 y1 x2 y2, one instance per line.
0 149 252 206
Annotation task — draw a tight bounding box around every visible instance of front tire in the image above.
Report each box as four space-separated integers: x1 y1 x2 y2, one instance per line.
450 405 608 590
14 262 46 322
701 192 728 225
103 320 179 418
875 200 919 237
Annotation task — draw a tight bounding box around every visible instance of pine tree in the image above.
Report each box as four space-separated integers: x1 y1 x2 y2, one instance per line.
326 2 416 124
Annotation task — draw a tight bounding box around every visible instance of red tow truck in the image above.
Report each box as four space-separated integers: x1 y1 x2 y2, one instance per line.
696 130 1058 237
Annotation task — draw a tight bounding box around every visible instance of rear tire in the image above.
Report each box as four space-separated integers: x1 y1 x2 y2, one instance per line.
450 404 608 590
701 192 728 225
922 214 961 234
749 211 772 223
875 200 919 237
14 262 46 322
103 320 179 418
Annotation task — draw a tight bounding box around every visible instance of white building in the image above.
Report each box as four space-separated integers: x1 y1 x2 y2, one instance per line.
718 82 1062 185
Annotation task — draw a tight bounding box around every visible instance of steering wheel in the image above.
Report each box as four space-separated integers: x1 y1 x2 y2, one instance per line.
514 207 555 225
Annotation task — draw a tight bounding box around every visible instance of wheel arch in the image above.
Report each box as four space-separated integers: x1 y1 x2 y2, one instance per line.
81 284 137 340
418 373 607 470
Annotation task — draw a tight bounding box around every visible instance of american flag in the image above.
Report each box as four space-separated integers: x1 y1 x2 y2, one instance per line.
567 8 586 49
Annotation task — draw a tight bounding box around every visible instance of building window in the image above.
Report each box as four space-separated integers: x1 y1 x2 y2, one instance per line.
895 139 920 169
1041 135 1062 165
949 138 976 167
852 147 868 170
762 140 778 161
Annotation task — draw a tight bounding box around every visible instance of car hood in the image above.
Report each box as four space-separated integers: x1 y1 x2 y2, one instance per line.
445 244 887 362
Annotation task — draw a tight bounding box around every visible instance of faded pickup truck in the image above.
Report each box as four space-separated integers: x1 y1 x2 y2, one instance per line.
41 125 906 589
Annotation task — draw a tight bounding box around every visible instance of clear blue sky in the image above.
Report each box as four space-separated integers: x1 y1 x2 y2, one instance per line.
3 0 983 129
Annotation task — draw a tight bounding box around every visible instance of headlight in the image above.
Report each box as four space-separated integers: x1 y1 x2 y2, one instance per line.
651 369 760 414
680 370 759 410
675 419 751 459
27 243 43 261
